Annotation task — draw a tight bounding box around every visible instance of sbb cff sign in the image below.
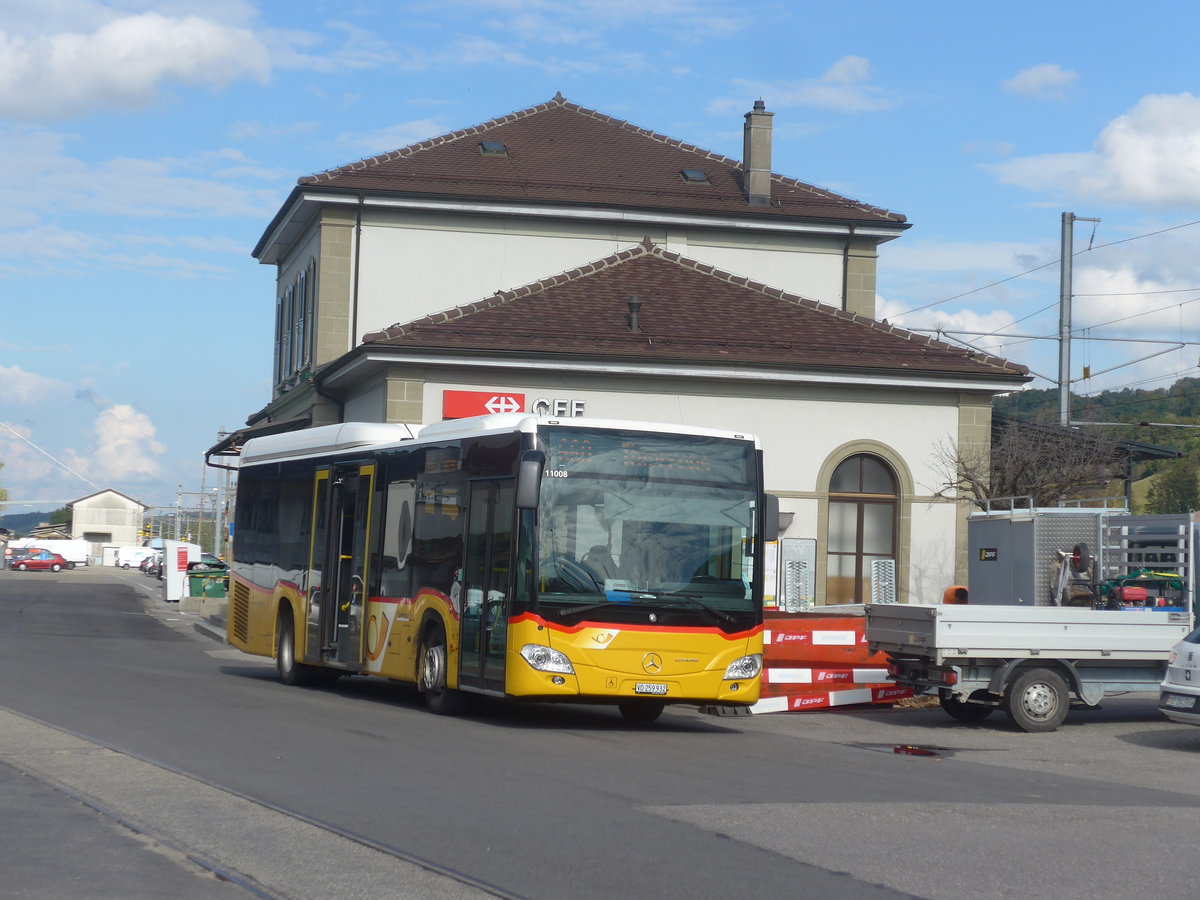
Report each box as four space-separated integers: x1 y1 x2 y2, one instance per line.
442 390 588 419
442 391 525 419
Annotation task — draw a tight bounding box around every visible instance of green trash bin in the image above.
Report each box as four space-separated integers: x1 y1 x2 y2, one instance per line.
188 571 228 598
204 573 228 598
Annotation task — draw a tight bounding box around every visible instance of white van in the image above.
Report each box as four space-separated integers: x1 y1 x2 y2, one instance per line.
115 547 157 569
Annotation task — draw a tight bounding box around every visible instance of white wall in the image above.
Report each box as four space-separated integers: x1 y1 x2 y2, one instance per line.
353 212 848 340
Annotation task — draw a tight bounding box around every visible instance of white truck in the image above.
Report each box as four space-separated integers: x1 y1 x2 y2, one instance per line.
115 546 157 569
865 507 1197 732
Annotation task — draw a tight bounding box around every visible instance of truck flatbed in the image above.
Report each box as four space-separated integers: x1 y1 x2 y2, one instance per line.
866 603 1191 665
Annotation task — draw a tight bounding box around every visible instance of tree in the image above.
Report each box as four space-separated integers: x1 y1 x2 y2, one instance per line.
1145 456 1200 515
936 418 1125 509
49 506 71 527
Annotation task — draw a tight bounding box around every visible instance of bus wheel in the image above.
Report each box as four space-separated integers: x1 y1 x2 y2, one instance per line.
618 700 665 724
419 622 465 715
276 610 324 687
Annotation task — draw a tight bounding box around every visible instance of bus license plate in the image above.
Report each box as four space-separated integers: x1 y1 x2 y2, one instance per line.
635 682 668 695
1164 693 1196 710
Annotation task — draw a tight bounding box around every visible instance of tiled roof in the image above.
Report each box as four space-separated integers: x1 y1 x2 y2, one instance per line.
362 240 1027 380
299 94 906 226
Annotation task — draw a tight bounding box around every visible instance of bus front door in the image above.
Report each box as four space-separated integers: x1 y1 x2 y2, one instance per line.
458 479 515 694
307 464 374 667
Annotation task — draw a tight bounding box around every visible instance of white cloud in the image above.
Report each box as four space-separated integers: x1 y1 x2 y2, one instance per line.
337 119 451 157
1003 63 1077 100
886 240 1052 274
0 366 72 403
710 57 893 115
454 0 747 41
989 93 1200 210
89 404 166 481
228 120 320 142
962 140 1015 156
0 126 282 222
0 11 271 120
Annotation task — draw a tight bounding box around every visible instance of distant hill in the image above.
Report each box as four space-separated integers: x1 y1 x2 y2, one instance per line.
0 511 55 536
995 377 1200 459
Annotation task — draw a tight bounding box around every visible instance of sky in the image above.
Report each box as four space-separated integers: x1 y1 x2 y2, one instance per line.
3 0 1200 515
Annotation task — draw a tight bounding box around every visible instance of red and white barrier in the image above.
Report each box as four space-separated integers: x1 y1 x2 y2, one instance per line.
755 609 908 714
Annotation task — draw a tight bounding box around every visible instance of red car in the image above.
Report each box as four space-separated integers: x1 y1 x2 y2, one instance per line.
12 550 69 572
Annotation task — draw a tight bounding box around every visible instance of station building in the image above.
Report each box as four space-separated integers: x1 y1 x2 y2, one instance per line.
214 94 1029 606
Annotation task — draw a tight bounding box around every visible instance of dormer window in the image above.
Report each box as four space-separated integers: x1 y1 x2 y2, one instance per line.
480 140 508 157
680 169 709 184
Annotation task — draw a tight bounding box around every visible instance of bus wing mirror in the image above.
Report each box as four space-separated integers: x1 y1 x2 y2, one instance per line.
516 450 546 510
763 493 780 542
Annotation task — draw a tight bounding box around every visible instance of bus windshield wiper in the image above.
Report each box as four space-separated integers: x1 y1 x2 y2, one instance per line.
552 598 652 621
549 592 736 626
655 592 738 625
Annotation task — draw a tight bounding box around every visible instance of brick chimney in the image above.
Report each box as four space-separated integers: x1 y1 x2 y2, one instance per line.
743 99 774 207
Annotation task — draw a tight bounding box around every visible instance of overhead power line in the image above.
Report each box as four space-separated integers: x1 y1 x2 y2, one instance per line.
890 217 1200 320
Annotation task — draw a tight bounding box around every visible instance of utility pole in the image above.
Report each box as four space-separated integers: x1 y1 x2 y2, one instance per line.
1059 212 1101 426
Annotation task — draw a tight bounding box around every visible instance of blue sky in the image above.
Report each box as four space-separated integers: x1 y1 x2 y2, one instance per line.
3 0 1200 514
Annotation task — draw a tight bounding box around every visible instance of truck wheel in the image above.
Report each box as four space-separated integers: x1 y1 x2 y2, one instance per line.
1070 543 1091 574
1004 668 1069 733
939 692 993 722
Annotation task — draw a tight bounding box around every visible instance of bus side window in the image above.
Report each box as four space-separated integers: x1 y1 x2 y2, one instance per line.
379 481 416 597
411 476 467 595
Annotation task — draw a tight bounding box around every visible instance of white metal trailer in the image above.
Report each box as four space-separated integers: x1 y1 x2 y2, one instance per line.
865 603 1193 732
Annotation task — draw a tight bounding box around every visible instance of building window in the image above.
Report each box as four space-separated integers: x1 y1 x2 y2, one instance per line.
273 295 284 385
305 259 317 366
282 285 294 377
293 272 306 372
825 454 897 605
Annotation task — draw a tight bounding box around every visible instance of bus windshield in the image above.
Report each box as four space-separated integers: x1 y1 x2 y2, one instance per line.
534 427 759 624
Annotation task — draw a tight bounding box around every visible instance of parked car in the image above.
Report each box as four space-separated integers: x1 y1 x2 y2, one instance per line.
1159 626 1200 725
11 550 70 572
186 552 227 572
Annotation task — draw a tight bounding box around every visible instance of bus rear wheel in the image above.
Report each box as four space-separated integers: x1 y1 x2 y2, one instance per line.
419 621 466 715
276 610 328 687
618 700 665 724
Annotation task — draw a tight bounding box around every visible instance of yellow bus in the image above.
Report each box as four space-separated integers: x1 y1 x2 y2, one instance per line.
221 414 775 722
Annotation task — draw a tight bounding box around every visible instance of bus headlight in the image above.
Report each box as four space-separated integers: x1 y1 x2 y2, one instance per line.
723 654 762 680
520 644 575 674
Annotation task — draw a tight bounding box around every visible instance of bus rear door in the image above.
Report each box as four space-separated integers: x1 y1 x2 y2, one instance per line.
306 463 375 667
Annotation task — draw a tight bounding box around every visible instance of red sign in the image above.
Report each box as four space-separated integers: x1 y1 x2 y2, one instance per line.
442 390 525 419
176 547 190 572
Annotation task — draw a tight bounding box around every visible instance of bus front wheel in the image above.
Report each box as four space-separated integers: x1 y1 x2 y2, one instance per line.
618 700 665 724
419 622 465 715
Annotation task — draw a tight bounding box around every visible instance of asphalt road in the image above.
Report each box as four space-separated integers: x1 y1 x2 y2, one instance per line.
2 566 1198 900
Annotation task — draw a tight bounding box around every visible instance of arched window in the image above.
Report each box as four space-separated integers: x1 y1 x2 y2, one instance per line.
826 454 898 604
